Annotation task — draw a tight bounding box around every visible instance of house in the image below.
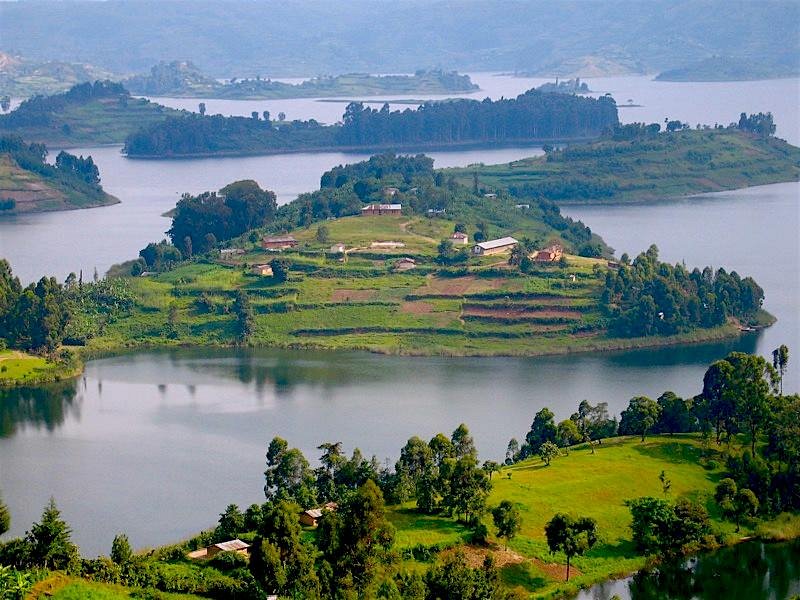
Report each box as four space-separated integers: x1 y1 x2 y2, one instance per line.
300 502 338 527
252 264 273 276
515 204 530 209
361 203 402 216
262 235 298 250
187 539 250 561
533 244 564 262
330 243 346 254
220 248 245 257
449 231 469 245
472 236 519 256
393 257 416 272
483 193 497 199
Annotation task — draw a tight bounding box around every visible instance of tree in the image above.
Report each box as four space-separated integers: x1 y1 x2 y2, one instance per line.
544 513 598 581
658 470 672 497
725 352 777 453
556 419 582 448
492 500 522 549
626 496 709 555
198 102 206 116
0 495 9 536
25 498 79 571
278 112 286 122
732 488 759 531
440 456 492 523
451 423 477 460
505 438 520 465
110 534 132 565
619 396 661 441
232 290 254 342
315 224 330 244
773 345 789 395
656 391 694 434
482 460 501 480
215 504 244 541
425 551 499 599
270 257 289 283
525 407 557 455
539 441 559 466
263 437 317 507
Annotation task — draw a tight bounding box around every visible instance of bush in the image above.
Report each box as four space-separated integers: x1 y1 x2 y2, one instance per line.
209 550 248 571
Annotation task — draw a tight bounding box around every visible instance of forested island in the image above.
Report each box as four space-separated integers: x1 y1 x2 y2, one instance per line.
0 346 797 598
656 55 800 82
0 135 117 214
452 119 800 204
123 90 619 157
0 81 177 147
124 61 479 99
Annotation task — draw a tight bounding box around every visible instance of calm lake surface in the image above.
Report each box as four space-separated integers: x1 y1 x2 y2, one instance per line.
0 76 798 566
574 540 800 600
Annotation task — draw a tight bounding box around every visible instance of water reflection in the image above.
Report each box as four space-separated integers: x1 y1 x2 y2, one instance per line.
577 541 800 600
0 380 80 437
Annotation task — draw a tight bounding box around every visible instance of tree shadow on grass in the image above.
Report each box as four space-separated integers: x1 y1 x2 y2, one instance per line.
501 561 548 592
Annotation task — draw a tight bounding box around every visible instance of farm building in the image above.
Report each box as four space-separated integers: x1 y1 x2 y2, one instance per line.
330 243 346 254
393 257 416 272
361 203 402 216
300 502 338 527
187 539 250 561
472 236 519 256
533 244 564 262
262 235 298 250
449 231 469 245
252 264 273 276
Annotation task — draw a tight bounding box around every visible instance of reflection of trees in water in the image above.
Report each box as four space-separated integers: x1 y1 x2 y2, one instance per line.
628 540 800 600
0 380 80 437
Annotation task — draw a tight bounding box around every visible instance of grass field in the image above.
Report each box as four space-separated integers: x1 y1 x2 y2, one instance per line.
0 349 75 385
29 573 203 599
388 434 799 598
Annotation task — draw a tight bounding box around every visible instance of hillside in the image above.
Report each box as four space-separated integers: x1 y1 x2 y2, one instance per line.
656 54 800 82
124 62 479 99
0 81 176 147
0 51 119 97
1 1 796 78
0 135 118 213
451 128 800 204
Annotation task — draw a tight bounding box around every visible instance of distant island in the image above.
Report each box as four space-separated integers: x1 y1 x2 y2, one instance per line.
124 61 480 99
123 90 620 158
0 134 118 214
0 51 118 98
534 78 591 94
451 121 800 204
656 55 800 82
0 81 177 147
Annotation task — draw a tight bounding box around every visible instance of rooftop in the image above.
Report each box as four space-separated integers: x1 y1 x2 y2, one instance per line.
212 539 250 552
476 236 519 250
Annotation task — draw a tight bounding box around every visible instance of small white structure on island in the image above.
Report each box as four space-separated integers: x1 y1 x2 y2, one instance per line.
472 236 518 256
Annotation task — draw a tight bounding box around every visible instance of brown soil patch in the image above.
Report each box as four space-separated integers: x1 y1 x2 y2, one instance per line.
452 545 582 582
400 301 434 314
331 289 375 302
531 557 583 581
463 307 582 319
418 276 504 296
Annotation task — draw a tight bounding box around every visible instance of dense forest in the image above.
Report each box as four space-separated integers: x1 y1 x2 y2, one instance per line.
602 245 765 337
122 90 619 157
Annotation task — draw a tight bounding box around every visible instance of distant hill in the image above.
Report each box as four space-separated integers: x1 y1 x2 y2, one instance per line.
0 81 177 147
0 135 118 213
0 1 797 78
0 52 119 97
656 55 800 82
124 62 479 99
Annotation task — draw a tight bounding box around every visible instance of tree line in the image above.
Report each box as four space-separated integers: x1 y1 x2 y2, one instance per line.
601 244 764 337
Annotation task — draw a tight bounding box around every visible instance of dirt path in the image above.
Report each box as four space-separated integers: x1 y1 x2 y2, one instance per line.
400 220 439 244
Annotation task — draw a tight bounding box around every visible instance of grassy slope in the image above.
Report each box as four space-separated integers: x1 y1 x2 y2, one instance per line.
0 349 77 385
82 214 747 360
30 573 202 599
388 435 800 598
0 154 119 213
450 130 800 204
0 97 177 147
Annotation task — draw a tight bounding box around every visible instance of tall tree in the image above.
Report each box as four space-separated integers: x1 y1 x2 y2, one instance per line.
25 498 79 571
544 513 598 581
772 345 789 395
492 500 522 549
619 396 661 441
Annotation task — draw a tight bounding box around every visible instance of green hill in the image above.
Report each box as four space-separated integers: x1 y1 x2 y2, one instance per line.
0 81 176 147
452 127 800 204
0 135 118 213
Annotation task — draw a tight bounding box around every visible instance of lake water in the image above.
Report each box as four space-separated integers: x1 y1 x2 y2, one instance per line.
575 540 800 600
0 76 798 563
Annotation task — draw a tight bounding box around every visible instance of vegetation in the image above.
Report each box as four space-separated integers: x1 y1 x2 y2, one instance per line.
0 81 177 147
656 55 800 82
0 135 118 213
124 62 479 99
1 349 797 598
0 52 117 98
451 127 800 204
122 89 619 157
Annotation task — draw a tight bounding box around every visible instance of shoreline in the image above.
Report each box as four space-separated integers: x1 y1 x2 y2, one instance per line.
0 318 768 388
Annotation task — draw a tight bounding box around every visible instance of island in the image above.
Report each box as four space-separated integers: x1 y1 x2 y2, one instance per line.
656 55 800 82
122 89 619 158
124 61 479 99
0 135 118 214
0 81 178 147
534 77 591 94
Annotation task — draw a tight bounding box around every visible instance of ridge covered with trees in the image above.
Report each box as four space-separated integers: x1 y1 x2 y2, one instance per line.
122 90 619 157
